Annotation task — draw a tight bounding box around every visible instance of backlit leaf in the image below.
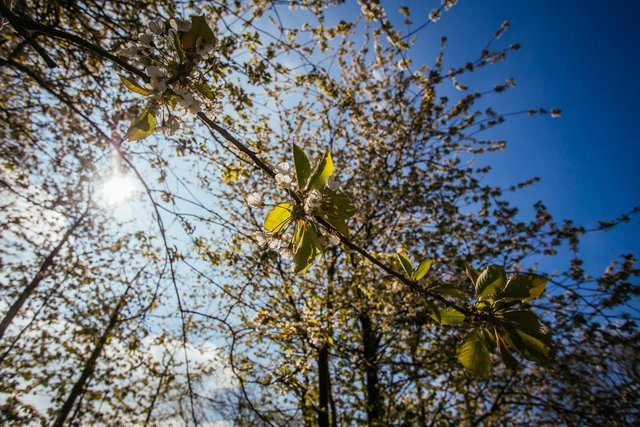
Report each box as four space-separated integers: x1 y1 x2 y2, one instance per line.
475 264 507 298
126 108 157 141
457 331 491 376
264 203 293 234
309 150 334 190
119 74 152 96
293 144 311 189
412 259 433 281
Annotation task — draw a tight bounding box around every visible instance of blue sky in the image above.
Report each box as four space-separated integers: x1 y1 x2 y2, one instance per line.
390 0 640 274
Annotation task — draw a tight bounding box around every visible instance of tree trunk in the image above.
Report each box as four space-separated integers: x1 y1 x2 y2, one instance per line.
317 343 331 427
0 210 86 342
52 283 130 427
359 312 383 426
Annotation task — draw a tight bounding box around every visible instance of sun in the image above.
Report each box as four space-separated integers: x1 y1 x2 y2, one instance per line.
101 172 136 205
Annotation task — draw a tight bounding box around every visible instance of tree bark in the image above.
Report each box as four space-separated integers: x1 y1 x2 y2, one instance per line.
359 312 383 426
0 210 86 342
52 284 131 427
317 343 331 427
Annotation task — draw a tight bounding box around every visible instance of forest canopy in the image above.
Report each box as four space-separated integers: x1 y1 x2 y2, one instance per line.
0 0 638 425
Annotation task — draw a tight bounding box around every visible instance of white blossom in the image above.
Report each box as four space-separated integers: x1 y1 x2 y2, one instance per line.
275 162 292 175
253 232 268 247
122 42 143 58
275 173 294 189
268 238 282 250
196 37 214 57
138 31 154 47
280 247 293 260
174 86 201 116
304 189 323 215
328 233 340 246
171 18 192 32
148 18 165 35
442 0 458 11
146 66 167 92
428 8 442 22
325 175 340 191
246 192 263 208
159 115 181 136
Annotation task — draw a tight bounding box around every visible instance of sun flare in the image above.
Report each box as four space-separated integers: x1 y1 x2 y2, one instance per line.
101 172 135 205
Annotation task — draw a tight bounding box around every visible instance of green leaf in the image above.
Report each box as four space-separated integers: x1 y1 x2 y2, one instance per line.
126 108 157 141
293 144 311 189
475 265 507 298
396 253 413 277
457 331 491 376
434 307 465 325
119 74 152 96
502 311 548 341
425 299 440 323
308 150 334 190
194 82 216 100
323 216 349 237
431 285 467 300
321 191 356 218
495 329 519 370
293 223 318 274
173 30 186 62
181 15 215 50
412 259 433 281
465 263 481 285
503 325 551 364
263 203 293 234
499 274 548 302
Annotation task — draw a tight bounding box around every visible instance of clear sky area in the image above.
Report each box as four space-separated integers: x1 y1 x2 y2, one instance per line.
383 0 640 275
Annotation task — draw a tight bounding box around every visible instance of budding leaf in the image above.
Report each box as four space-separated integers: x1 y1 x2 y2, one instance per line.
308 150 333 190
293 144 311 189
412 259 433 281
465 263 481 285
263 203 293 234
126 108 157 141
119 74 152 97
396 253 413 277
458 331 491 376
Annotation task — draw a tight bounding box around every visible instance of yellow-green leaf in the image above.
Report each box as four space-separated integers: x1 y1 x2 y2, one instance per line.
309 150 334 190
475 264 507 298
126 108 157 141
264 203 293 234
434 307 465 325
457 331 491 376
293 223 318 274
119 74 152 96
396 252 413 277
412 259 433 281
293 144 311 189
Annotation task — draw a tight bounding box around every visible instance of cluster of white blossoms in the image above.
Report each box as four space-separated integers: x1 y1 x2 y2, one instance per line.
303 189 322 215
274 162 295 189
253 231 293 260
318 231 340 247
121 16 224 140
